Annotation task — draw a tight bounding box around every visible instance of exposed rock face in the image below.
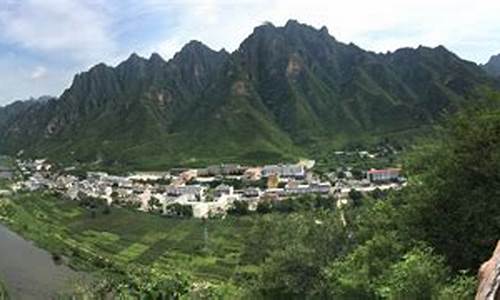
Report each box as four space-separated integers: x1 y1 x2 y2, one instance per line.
476 241 500 300
0 20 498 166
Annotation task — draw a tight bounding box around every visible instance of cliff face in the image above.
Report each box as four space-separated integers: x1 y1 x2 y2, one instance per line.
476 241 500 300
0 20 498 167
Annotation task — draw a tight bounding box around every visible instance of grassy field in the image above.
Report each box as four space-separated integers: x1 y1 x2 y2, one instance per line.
0 279 7 300
0 192 256 286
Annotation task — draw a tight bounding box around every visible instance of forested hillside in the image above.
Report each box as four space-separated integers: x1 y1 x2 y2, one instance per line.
236 99 500 298
0 21 497 169
1 98 498 298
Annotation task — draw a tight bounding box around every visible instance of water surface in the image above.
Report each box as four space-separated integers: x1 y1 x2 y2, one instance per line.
0 223 84 299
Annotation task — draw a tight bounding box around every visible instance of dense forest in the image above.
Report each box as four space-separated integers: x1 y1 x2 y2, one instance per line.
241 100 500 299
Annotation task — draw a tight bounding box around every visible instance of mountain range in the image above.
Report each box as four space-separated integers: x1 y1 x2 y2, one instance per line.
483 54 500 77
0 20 498 169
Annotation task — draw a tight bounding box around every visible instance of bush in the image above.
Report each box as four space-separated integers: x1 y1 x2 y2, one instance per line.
348 189 364 207
227 200 249 216
166 203 193 218
437 272 477 300
402 106 500 270
256 200 272 214
375 247 449 300
322 233 405 299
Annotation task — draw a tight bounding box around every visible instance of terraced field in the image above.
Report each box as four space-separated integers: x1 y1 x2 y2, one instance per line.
0 192 256 284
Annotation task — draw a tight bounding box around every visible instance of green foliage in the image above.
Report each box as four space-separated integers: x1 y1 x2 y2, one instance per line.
401 105 500 270
0 192 253 286
72 267 190 298
243 212 349 298
0 279 8 300
165 203 193 218
1 22 497 170
323 233 405 299
148 198 162 214
375 247 449 300
351 168 364 180
254 195 336 215
255 200 272 214
227 201 249 216
348 189 364 207
259 243 320 298
276 195 337 213
437 272 477 300
3 103 500 298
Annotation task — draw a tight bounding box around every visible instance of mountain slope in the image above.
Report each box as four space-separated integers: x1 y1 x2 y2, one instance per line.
483 54 500 77
0 20 498 169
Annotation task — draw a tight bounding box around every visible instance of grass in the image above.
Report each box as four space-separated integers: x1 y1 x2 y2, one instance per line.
0 192 256 283
0 279 7 300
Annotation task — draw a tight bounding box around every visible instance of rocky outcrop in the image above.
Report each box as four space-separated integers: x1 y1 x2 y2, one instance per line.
0 20 497 166
476 241 500 300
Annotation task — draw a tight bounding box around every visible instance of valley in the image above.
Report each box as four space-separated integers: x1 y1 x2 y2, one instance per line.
1 21 497 170
0 14 499 298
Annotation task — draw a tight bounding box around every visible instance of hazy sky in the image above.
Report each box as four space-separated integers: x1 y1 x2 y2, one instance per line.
1 0 500 105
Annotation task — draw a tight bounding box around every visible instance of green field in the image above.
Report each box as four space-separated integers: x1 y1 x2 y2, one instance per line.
0 192 257 287
0 280 7 300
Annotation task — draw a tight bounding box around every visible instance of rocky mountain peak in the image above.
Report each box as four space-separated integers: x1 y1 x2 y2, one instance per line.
175 40 214 59
149 52 166 64
484 53 500 77
0 20 498 167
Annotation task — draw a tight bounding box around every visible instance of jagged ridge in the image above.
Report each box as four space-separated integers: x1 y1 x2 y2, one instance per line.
0 20 497 169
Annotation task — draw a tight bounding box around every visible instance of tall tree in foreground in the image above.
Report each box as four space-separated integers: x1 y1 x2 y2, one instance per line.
402 101 500 271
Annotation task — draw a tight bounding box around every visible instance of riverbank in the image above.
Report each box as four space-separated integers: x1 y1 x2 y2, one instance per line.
0 191 256 296
0 222 84 299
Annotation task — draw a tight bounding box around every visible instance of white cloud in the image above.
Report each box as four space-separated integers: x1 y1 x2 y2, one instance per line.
142 0 500 63
30 66 47 80
0 0 116 63
2 0 500 105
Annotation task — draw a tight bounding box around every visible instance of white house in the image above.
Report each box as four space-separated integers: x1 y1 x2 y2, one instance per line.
367 168 401 182
214 184 234 197
261 164 305 179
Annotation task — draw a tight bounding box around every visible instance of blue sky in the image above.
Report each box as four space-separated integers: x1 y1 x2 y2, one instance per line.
1 0 500 105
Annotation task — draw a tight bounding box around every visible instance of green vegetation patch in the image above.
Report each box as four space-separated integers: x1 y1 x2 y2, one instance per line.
0 279 8 300
0 192 254 283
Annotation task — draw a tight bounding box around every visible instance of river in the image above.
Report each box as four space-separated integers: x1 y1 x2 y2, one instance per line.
0 223 85 299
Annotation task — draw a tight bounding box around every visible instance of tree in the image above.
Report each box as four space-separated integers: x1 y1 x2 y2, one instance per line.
438 272 477 300
228 200 249 216
256 200 272 214
348 189 364 207
241 215 279 265
351 168 364 180
370 188 386 200
322 233 405 299
259 244 319 298
166 203 193 218
148 198 162 214
250 211 349 298
401 105 500 270
102 205 111 215
375 247 449 300
110 191 119 200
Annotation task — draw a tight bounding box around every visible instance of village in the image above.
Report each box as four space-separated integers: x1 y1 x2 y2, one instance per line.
9 157 405 218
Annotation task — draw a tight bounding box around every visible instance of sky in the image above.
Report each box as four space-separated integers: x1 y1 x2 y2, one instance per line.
1 0 500 105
